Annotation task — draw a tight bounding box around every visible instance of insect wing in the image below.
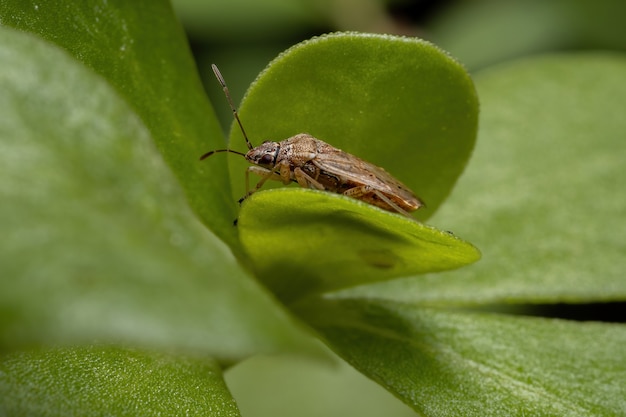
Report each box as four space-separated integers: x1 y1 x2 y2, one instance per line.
311 147 418 203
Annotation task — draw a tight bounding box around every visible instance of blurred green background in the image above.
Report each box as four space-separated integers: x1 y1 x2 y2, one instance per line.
172 1 625 416
174 0 626 131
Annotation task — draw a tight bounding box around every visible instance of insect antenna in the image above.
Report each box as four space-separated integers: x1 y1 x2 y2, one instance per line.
199 148 246 160
211 64 253 151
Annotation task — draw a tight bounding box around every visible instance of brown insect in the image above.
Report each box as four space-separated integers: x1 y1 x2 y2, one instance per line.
200 64 424 218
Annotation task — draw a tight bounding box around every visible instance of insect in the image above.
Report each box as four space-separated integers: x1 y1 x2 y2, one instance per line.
200 64 424 218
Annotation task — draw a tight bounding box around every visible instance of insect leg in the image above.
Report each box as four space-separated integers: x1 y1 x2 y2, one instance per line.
294 167 325 190
343 185 413 218
239 166 283 203
277 159 293 185
372 190 414 218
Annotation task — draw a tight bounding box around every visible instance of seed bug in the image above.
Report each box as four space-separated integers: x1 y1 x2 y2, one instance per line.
200 64 424 217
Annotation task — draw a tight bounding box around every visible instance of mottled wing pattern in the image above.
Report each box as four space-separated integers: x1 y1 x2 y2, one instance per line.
310 146 418 203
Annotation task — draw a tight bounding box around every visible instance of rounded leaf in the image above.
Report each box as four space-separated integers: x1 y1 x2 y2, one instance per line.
239 189 480 300
227 32 479 222
347 53 626 305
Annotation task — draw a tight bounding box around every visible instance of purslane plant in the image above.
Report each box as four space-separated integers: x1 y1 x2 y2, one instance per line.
1 1 625 416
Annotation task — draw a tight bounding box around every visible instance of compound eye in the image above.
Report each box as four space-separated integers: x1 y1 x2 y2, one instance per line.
259 154 274 165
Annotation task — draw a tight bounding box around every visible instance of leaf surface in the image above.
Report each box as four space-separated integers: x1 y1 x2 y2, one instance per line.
232 33 480 298
1 0 240 247
339 53 626 305
239 189 479 300
297 297 626 417
0 346 241 417
0 24 311 360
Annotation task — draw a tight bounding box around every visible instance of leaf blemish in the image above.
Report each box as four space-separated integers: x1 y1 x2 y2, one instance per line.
358 249 399 269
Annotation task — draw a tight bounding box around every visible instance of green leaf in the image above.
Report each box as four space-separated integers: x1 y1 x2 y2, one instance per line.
0 25 312 359
338 53 626 305
297 297 626 417
1 0 239 248
228 33 479 222
0 346 240 417
290 54 626 416
239 189 480 300
225 33 480 298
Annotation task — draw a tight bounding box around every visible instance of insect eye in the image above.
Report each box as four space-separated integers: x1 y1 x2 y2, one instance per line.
260 154 274 165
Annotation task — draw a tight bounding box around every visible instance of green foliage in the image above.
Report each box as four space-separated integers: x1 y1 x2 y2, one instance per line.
316 53 626 415
306 299 626 416
227 32 478 222
0 346 240 416
240 189 479 300
298 298 626 417
0 0 241 249
231 33 480 300
0 23 312 359
1 1 624 416
349 54 626 306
